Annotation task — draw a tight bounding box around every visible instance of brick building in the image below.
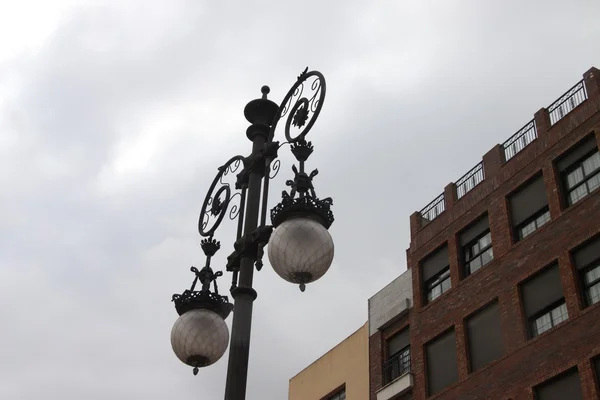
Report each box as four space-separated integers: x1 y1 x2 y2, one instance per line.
369 66 600 400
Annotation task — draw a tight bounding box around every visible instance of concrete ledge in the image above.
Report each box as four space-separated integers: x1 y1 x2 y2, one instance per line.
376 372 413 400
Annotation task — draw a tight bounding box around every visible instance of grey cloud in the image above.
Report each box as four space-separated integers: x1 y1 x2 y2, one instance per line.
1 0 600 399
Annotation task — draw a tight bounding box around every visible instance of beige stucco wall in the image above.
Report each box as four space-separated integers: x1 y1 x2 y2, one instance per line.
288 322 369 400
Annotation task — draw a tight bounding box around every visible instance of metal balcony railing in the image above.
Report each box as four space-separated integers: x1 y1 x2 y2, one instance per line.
383 350 411 386
456 162 485 199
548 80 587 125
419 193 445 223
503 119 537 161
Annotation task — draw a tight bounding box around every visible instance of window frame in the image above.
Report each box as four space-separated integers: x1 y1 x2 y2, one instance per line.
529 299 568 337
327 387 346 400
425 266 451 303
463 230 494 276
514 206 551 241
562 149 600 206
580 257 600 307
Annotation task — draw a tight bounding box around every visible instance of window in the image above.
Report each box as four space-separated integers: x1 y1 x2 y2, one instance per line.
464 231 493 275
328 388 345 400
508 174 550 241
572 235 600 307
556 134 600 207
594 356 600 385
520 263 567 338
516 208 551 240
564 151 600 205
384 328 411 384
534 368 583 400
459 215 493 276
466 301 504 372
426 267 451 302
582 264 600 305
530 301 568 336
421 245 451 304
426 329 458 396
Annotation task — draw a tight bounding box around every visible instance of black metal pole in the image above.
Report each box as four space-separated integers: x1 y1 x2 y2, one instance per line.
223 124 268 399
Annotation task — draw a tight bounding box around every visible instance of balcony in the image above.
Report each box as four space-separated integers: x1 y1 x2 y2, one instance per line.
377 351 412 400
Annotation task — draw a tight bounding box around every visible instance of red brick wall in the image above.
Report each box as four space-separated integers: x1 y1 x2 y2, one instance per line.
370 67 600 400
370 331 383 400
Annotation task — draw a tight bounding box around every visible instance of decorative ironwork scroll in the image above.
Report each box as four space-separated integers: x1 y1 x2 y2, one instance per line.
268 68 326 144
198 155 246 237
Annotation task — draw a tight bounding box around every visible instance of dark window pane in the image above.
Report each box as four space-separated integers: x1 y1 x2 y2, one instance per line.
521 263 564 319
534 369 583 400
467 301 503 372
388 329 410 356
509 174 548 226
422 245 450 282
573 235 600 269
426 330 458 396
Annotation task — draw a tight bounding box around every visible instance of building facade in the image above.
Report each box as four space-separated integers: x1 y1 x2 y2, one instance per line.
289 322 369 400
370 66 600 400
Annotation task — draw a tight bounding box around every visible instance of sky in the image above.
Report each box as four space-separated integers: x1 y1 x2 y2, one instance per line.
1 0 600 399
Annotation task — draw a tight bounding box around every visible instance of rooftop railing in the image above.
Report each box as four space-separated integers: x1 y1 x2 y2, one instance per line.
419 193 445 223
417 73 591 226
548 80 587 125
456 162 485 199
503 119 537 161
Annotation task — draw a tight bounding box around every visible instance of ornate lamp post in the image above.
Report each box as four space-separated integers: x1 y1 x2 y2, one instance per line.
170 68 335 400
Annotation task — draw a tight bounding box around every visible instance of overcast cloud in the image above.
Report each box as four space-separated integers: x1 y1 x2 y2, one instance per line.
1 0 600 399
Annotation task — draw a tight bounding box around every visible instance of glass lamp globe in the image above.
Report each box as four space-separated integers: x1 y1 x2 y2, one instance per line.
267 216 334 291
170 308 229 371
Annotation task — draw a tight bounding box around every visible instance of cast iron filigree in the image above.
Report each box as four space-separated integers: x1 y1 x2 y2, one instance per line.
270 193 334 229
172 238 233 319
198 155 246 237
181 68 330 314
268 69 325 144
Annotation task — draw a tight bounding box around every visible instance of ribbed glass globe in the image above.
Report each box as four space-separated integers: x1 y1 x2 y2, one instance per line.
170 309 229 368
267 217 334 290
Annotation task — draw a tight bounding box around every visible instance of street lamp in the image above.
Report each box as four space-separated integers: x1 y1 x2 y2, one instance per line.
170 68 335 400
